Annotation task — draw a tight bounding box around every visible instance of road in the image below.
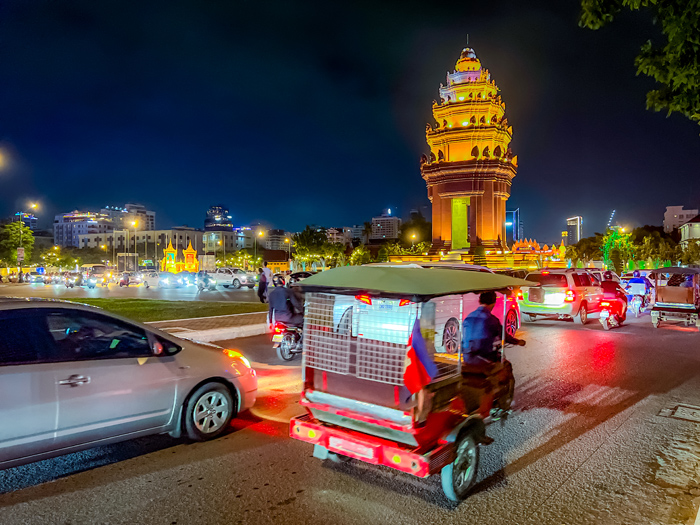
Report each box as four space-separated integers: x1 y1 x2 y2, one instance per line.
0 282 260 302
2 316 700 524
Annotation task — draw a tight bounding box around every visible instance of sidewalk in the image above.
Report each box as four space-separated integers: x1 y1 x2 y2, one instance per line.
147 311 269 341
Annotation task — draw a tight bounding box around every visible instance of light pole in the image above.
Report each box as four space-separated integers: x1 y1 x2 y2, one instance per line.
411 233 417 248
255 230 264 262
285 238 290 260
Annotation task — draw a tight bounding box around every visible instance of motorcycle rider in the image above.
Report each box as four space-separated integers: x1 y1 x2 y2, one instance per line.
601 271 628 319
267 277 303 328
461 291 525 418
625 270 653 305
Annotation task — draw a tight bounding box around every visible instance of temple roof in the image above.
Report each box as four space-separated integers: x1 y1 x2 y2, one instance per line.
455 47 481 72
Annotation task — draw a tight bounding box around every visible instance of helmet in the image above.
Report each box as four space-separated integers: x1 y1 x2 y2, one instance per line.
603 271 613 281
632 270 640 278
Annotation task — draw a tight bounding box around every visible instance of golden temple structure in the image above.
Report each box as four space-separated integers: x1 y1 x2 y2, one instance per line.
421 47 517 253
160 240 199 273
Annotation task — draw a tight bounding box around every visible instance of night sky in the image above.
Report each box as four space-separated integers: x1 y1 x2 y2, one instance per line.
1 0 699 241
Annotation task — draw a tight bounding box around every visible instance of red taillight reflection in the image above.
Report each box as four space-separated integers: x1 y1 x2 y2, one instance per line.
565 290 575 302
356 294 372 305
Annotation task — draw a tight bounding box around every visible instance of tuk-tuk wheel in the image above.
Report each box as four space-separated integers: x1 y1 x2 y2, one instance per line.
441 431 479 502
652 319 659 328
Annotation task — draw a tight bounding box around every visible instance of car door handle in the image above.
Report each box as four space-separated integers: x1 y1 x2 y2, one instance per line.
58 375 91 387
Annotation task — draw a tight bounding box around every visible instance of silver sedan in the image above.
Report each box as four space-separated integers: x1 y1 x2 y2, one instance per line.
0 299 257 469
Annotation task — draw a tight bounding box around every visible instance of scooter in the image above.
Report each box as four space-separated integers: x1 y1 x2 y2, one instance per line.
272 322 303 361
628 295 644 317
599 299 626 330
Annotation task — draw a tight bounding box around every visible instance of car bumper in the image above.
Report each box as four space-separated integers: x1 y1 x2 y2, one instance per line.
237 370 257 412
520 302 578 316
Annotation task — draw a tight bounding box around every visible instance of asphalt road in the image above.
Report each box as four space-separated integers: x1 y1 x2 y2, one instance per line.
2 315 700 524
0 282 260 302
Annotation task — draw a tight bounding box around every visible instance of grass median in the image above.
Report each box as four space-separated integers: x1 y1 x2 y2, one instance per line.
64 298 268 323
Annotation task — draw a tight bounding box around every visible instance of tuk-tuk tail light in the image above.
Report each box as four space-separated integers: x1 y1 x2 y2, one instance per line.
398 299 413 307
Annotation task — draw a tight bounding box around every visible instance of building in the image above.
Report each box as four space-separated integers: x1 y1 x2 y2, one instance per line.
101 204 156 231
264 229 291 251
680 215 700 248
204 205 234 231
566 216 583 245
370 211 401 241
343 226 364 245
54 211 113 248
421 47 518 252
14 212 38 230
505 209 521 246
664 206 698 233
326 228 345 244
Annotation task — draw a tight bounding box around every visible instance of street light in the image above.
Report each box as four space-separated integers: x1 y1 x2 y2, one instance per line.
285 238 290 260
411 233 417 248
255 230 264 261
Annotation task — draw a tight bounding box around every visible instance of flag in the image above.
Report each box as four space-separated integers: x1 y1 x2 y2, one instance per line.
403 319 438 394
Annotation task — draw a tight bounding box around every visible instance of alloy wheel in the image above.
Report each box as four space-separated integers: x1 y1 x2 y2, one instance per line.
193 391 230 434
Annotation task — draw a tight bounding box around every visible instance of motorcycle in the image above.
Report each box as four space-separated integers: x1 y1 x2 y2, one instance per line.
628 294 644 317
86 276 98 289
461 347 515 421
272 322 303 361
197 273 217 292
119 275 130 287
599 299 625 330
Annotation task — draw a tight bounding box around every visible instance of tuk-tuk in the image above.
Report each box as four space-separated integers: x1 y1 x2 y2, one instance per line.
650 267 700 329
288 266 530 502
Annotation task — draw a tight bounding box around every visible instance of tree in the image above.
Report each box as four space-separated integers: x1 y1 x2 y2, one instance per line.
399 212 432 248
580 0 700 127
362 222 373 244
349 245 371 266
0 222 34 265
681 241 700 265
292 226 327 259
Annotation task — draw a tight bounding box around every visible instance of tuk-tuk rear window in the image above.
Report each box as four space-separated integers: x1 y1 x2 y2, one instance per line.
526 273 567 287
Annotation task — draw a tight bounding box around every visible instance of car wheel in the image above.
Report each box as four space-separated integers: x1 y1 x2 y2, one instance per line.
441 431 479 502
247 284 255 289
232 279 241 289
184 382 235 441
223 284 229 289
144 281 150 288
576 303 588 325
442 318 460 354
505 309 518 338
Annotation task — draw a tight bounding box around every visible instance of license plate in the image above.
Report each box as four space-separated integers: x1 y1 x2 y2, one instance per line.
600 310 610 318
329 436 375 459
272 334 283 342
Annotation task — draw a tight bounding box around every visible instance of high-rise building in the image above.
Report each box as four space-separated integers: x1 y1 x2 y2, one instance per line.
264 229 291 251
204 205 234 231
370 211 401 241
566 216 583 245
421 47 518 251
54 211 113 248
101 204 156 231
505 209 521 246
664 206 698 233
14 212 37 231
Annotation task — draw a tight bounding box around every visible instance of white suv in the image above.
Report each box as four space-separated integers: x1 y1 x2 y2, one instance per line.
520 269 603 325
214 267 255 289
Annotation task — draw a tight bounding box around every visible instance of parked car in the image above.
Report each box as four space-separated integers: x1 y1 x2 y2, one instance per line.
214 268 255 289
519 268 603 324
141 271 160 289
0 298 257 469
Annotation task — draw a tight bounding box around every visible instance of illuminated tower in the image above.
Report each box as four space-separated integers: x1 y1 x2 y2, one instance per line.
421 48 517 251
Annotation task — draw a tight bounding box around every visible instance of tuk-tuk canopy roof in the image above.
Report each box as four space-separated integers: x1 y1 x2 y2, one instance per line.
651 266 700 275
295 266 531 300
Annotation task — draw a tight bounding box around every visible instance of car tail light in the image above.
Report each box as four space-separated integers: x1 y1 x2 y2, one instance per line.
356 294 372 305
542 270 550 275
398 299 413 307
516 290 523 300
600 301 610 307
565 290 575 302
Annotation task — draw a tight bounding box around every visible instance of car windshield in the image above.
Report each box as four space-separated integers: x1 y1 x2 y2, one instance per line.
526 273 568 287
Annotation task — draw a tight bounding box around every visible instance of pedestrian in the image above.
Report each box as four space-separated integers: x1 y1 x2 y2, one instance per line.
262 261 272 288
257 268 267 303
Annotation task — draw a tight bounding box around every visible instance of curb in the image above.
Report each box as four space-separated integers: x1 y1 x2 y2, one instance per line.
155 322 270 342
